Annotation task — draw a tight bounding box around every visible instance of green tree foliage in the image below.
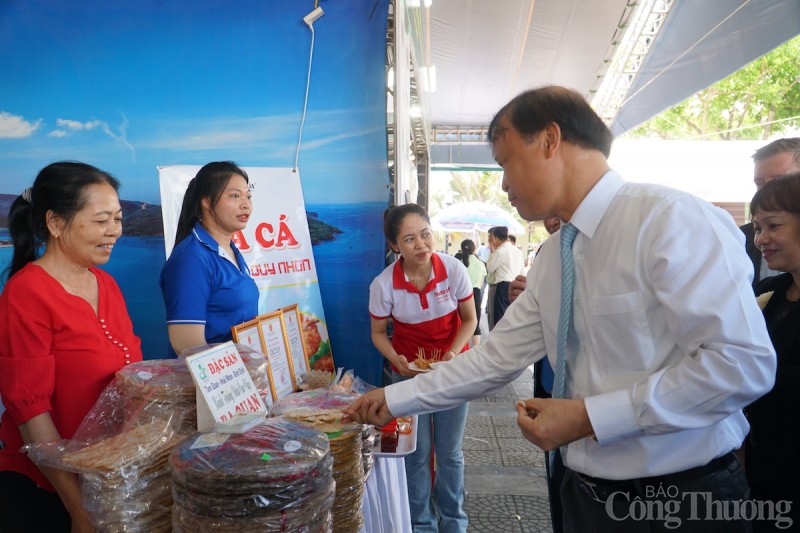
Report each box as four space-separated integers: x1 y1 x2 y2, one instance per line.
430 170 517 215
430 170 540 252
626 35 800 140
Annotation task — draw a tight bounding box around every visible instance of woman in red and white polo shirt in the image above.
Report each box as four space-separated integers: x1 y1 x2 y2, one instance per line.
369 203 477 533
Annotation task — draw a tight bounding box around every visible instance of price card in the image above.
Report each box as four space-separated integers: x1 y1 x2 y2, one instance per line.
185 341 268 431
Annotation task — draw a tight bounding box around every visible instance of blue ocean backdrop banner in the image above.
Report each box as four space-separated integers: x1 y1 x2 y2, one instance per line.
0 0 390 385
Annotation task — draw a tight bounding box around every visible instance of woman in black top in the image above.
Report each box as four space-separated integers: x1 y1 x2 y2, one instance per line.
747 172 800 532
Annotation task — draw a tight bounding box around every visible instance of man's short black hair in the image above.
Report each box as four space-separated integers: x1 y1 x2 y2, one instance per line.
488 85 613 158
489 226 509 241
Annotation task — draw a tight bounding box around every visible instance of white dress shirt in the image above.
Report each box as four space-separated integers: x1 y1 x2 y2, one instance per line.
476 245 491 263
386 170 776 480
513 245 527 276
486 241 524 284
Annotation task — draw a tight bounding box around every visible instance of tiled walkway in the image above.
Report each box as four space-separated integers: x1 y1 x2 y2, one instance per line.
459 298 553 532
462 367 553 532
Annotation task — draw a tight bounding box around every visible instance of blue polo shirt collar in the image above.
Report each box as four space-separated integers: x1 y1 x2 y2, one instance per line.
192 223 252 277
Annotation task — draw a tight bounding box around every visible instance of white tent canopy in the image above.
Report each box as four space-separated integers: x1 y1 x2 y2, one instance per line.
424 0 800 167
610 0 800 136
431 201 525 234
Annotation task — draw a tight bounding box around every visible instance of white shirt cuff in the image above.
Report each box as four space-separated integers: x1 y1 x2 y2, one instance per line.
385 379 420 418
584 389 641 444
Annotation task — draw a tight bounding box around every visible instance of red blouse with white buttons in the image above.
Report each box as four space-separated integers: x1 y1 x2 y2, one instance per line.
0 263 143 491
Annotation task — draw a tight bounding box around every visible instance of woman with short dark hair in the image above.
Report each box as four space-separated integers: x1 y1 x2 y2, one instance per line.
745 172 800 531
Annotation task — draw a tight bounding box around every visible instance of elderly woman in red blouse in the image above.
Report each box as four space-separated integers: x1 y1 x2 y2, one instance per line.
0 162 142 533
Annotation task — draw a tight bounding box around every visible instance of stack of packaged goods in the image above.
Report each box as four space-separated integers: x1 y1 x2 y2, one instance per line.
25 346 273 532
169 418 335 532
272 390 367 533
115 359 200 433
26 388 190 532
116 347 272 431
360 425 377 477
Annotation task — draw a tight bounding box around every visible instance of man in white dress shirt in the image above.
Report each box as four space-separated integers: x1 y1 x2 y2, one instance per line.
346 86 777 531
486 226 524 329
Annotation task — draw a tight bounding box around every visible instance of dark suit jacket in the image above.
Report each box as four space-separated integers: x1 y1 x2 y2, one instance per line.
745 274 800 485
740 222 762 289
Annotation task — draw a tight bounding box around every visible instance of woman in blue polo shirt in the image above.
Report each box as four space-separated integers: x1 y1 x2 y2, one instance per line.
160 161 259 357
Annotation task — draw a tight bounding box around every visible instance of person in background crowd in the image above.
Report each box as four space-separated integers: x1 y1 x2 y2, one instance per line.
369 203 476 533
346 85 775 532
510 218 562 304
508 234 527 276
525 245 536 268
510 215 562 397
475 241 491 314
160 161 259 357
0 162 143 533
743 138 800 288
457 239 486 347
486 225 523 330
745 172 800 532
476 241 490 263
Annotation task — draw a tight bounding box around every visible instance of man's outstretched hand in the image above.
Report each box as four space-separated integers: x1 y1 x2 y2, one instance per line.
342 388 396 427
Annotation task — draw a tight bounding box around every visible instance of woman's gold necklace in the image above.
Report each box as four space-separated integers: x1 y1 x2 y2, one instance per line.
405 267 431 289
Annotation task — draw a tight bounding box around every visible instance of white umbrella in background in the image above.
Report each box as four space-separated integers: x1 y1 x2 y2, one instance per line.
430 201 525 234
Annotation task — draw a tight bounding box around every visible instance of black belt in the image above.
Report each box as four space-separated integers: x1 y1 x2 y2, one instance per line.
574 452 738 503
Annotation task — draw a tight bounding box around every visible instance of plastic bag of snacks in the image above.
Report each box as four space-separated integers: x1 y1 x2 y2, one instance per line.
26 377 192 533
272 390 367 533
330 368 376 396
169 418 335 532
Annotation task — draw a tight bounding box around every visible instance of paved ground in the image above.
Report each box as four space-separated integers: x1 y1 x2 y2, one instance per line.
462 367 553 533
461 304 554 532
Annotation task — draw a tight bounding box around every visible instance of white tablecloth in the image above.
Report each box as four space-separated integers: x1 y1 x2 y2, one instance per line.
359 455 412 533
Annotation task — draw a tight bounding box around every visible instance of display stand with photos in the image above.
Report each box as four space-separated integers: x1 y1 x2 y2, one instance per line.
232 309 298 400
226 322 274 407
280 304 311 384
232 305 333 399
184 342 268 432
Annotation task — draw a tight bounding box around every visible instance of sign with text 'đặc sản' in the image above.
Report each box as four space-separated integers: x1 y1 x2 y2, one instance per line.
185 341 267 431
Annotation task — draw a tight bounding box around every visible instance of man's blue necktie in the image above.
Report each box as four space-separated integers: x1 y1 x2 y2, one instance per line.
553 223 578 399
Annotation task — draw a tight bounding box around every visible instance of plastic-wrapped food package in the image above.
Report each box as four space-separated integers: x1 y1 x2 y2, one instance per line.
24 348 271 532
272 390 367 533
114 358 199 433
116 353 271 432
26 397 189 533
330 369 376 396
169 418 335 532
360 425 376 477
